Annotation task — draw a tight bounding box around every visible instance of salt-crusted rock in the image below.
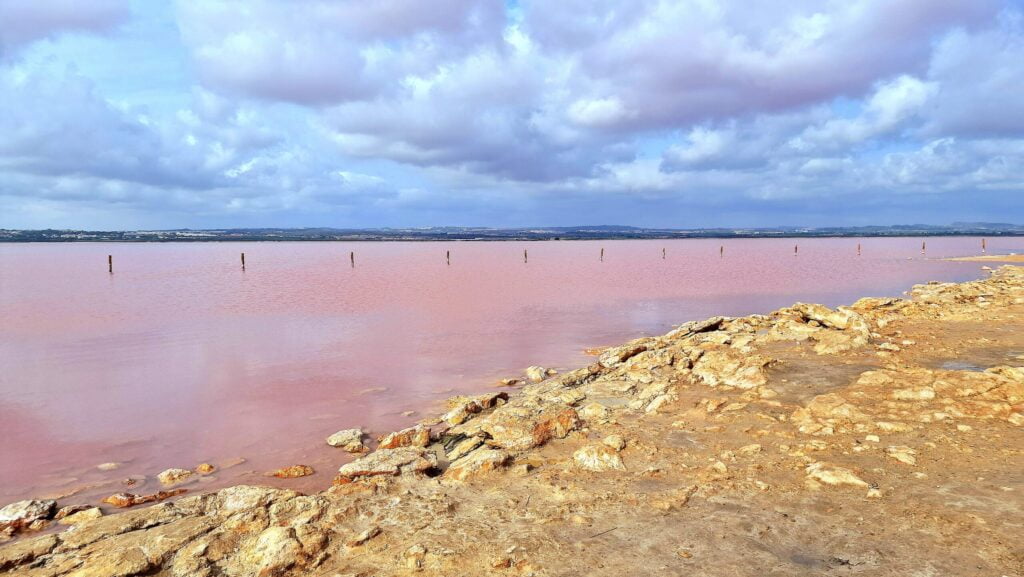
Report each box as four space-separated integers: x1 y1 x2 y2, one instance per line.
445 448 511 481
196 463 216 474
378 424 431 449
157 468 195 485
481 406 582 451
580 402 612 421
737 443 762 455
102 489 187 508
270 464 314 478
603 434 626 451
442 393 508 425
692 347 773 389
326 428 366 452
598 339 652 368
885 446 917 465
347 526 381 547
805 462 869 488
574 444 626 471
444 435 485 461
336 447 438 482
0 499 55 532
525 366 549 382
235 525 303 576
875 421 914 433
57 507 102 525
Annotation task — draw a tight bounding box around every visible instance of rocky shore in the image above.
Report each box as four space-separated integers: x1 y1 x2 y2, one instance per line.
2 266 1023 576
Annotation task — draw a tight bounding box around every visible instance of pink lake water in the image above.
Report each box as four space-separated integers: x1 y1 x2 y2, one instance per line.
0 237 1021 505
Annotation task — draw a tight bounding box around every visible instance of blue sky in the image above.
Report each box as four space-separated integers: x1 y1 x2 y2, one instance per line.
1 0 1022 229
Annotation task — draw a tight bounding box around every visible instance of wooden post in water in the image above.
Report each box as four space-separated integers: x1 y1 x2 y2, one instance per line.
982 238 987 253
662 247 666 260
350 251 355 268
446 250 450 265
921 241 926 255
108 255 113 274
241 252 246 271
857 243 862 256
600 247 604 262
524 249 528 263
794 244 799 256
720 245 723 258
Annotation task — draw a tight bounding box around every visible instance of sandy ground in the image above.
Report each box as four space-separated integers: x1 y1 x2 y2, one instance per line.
2 266 1023 577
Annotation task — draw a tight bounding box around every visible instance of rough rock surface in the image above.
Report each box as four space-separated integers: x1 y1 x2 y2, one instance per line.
4 265 1024 576
325 428 365 452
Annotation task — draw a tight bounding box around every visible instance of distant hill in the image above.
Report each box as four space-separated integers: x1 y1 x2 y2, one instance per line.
1 223 1022 242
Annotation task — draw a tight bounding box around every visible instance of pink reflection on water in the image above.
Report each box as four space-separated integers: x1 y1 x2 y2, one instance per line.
0 237 1019 502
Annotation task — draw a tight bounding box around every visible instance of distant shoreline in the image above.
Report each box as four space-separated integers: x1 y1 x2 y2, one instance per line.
2 226 1023 243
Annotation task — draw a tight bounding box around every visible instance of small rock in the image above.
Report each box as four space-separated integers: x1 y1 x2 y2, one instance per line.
737 443 762 455
445 436 485 461
956 424 973 432
885 446 917 465
405 544 427 570
805 462 868 488
378 425 431 449
347 526 381 547
157 468 194 486
53 504 90 520
866 488 883 499
492 556 513 569
327 428 366 452
57 507 102 525
864 435 880 443
269 465 314 478
603 435 626 451
195 463 216 474
580 402 612 421
102 489 186 508
573 444 626 471
0 500 56 531
336 447 438 482
497 378 520 387
96 462 121 471
525 366 548 382
445 448 511 481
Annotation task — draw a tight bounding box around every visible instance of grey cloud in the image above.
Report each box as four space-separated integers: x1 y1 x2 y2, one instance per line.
0 0 128 56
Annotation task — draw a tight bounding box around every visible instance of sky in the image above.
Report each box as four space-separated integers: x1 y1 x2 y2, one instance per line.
0 0 1023 229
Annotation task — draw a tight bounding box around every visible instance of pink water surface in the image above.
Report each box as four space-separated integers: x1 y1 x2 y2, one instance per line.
0 237 1020 504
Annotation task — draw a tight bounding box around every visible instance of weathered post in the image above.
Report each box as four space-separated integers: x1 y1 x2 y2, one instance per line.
600 247 604 262
982 238 987 253
350 251 355 268
921 241 926 255
108 255 113 274
857 243 862 256
720 245 724 258
241 252 246 270
524 249 528 263
446 250 450 265
662 247 666 259
794 244 799 256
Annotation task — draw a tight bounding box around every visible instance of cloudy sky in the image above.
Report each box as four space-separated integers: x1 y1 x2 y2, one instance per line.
1 0 1022 229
